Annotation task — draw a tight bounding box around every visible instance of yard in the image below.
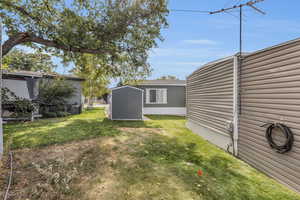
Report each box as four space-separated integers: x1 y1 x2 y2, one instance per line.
0 108 299 200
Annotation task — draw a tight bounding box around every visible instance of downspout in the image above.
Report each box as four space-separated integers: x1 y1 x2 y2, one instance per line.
233 55 240 156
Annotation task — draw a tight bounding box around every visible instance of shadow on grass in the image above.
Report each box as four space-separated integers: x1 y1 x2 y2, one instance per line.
145 115 185 121
6 109 161 149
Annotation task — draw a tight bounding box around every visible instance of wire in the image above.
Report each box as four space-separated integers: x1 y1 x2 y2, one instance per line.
170 9 210 14
3 152 13 200
262 123 294 154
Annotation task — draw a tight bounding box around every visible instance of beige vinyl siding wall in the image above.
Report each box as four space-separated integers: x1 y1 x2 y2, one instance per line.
239 40 300 192
187 58 234 135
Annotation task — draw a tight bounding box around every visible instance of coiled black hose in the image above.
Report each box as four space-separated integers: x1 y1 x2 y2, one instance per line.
262 123 294 154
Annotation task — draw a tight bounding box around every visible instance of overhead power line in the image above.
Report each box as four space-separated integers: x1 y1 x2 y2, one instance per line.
170 9 210 13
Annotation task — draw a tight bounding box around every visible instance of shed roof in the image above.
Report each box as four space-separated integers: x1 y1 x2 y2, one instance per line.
137 79 186 86
111 85 144 92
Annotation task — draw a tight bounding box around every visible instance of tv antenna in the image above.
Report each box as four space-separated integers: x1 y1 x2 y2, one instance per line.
209 0 266 55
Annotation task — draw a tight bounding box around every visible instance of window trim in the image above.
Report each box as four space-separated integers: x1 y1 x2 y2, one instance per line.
146 88 168 104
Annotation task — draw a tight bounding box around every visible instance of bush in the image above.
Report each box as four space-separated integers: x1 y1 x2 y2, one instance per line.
42 111 70 118
56 111 70 117
2 87 36 117
39 78 76 106
38 78 76 118
42 112 57 118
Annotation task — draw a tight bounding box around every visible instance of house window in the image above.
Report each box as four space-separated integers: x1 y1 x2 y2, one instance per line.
146 88 167 104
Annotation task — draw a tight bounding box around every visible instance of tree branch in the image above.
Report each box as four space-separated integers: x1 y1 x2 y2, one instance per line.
2 33 31 56
2 32 114 57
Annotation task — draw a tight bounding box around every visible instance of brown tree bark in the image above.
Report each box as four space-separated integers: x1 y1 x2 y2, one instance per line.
2 33 31 56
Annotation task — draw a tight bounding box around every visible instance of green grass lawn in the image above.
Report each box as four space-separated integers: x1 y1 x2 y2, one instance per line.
1 108 299 200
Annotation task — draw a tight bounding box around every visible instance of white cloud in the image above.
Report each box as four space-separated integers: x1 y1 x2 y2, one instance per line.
182 39 219 45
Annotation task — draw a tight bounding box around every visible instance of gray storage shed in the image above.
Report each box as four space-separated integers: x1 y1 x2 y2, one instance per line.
109 86 144 120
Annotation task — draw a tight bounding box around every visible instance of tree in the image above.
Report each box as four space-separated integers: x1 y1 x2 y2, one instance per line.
1 0 169 72
72 54 110 106
73 53 149 105
157 75 179 80
3 49 57 72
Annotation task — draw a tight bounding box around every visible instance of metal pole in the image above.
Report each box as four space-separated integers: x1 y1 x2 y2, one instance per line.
239 6 243 55
0 18 3 158
239 6 243 115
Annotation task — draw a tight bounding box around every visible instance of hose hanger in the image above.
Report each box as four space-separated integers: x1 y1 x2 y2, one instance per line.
261 123 294 154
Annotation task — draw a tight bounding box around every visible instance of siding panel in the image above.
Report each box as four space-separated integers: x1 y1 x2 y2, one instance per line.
239 41 300 192
187 58 234 135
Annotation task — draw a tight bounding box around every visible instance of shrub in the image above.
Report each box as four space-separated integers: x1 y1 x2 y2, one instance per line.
38 78 76 106
38 78 76 118
56 111 70 117
42 112 57 118
2 87 36 117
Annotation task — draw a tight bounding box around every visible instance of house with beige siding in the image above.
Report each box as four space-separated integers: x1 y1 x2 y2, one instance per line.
186 38 300 192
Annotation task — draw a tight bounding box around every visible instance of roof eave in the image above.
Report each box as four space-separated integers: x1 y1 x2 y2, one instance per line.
137 83 186 86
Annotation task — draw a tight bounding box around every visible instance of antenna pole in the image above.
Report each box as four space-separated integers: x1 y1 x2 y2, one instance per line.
210 0 265 54
240 6 242 55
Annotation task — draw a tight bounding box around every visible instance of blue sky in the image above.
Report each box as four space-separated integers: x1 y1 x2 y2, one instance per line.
148 0 300 80
5 0 300 82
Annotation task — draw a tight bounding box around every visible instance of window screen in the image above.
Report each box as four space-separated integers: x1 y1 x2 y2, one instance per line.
149 90 157 103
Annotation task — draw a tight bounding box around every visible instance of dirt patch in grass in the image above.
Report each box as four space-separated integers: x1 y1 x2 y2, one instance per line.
0 127 207 200
1 120 299 200
0 128 162 200
0 138 109 200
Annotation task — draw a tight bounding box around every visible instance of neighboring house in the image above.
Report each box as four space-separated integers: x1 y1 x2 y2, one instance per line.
186 38 300 192
3 71 42 101
135 80 186 115
109 86 144 120
2 70 85 118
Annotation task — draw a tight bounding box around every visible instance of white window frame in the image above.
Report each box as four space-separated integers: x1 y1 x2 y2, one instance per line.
146 88 168 104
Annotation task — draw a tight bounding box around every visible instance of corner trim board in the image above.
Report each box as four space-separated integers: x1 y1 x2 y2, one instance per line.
233 55 239 156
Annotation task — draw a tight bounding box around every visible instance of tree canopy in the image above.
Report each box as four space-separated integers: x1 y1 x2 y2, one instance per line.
3 49 57 72
1 0 168 74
